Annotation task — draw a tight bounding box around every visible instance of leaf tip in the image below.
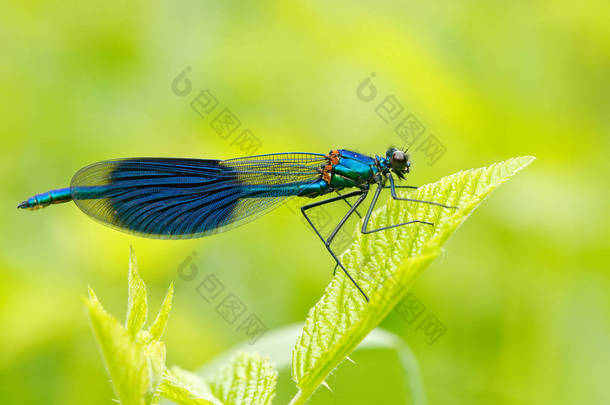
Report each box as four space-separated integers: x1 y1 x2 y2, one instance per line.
87 285 97 300
128 246 138 279
515 155 537 169
125 248 148 335
321 381 333 392
149 281 175 341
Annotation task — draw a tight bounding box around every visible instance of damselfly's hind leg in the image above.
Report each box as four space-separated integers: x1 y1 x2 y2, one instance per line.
301 190 370 302
336 190 362 218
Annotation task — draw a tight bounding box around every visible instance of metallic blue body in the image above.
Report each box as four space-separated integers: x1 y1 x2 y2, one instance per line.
19 187 72 210
18 147 447 302
329 149 380 189
18 149 393 238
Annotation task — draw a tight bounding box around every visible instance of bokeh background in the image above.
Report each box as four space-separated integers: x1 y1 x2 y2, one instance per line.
1 1 609 404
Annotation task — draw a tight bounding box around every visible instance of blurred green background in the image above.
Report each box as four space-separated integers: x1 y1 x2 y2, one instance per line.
1 1 609 404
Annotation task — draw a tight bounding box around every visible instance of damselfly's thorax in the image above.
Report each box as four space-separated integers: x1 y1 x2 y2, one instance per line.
319 149 377 189
320 147 411 189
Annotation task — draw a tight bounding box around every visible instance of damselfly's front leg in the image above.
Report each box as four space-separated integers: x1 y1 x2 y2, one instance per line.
383 184 419 190
361 182 434 234
387 175 457 209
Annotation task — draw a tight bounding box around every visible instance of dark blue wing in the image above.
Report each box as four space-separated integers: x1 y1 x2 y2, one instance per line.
70 154 327 239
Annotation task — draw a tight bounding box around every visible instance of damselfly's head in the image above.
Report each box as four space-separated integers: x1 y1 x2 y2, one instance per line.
385 147 411 178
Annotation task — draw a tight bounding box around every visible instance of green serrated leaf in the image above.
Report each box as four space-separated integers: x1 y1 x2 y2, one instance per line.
290 156 535 404
89 250 279 405
198 324 426 405
145 340 168 404
149 282 174 341
127 246 148 336
87 249 169 405
209 352 278 405
86 288 153 405
160 366 222 405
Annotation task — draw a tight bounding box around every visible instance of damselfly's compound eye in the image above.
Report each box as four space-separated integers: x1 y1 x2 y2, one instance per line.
391 150 407 172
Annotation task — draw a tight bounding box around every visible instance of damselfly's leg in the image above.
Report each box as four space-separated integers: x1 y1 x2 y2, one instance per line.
387 175 457 209
301 190 363 277
336 190 363 219
301 190 370 302
383 185 419 190
301 190 363 245
361 183 434 234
